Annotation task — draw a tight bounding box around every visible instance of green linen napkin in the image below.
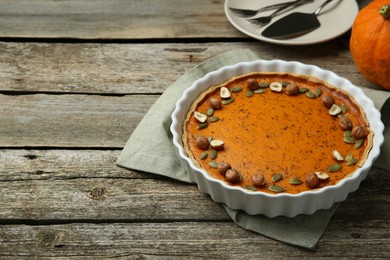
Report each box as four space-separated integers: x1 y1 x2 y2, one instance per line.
117 49 390 249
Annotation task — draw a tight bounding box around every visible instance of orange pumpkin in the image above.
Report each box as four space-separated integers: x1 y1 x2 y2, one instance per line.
350 1 390 90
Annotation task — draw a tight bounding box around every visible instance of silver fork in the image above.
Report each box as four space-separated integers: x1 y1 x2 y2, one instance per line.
229 0 309 18
248 0 313 26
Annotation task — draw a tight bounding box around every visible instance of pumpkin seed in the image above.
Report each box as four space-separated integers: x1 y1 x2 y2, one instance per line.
281 81 291 87
272 173 283 182
210 149 217 159
254 89 266 94
207 107 214 116
200 152 208 160
346 158 358 166
327 163 342 172
345 152 354 162
198 122 208 129
341 104 348 113
231 85 242 93
315 88 322 97
305 91 316 99
344 136 356 144
245 185 257 191
299 88 309 93
354 139 364 149
289 178 303 185
208 161 218 168
246 90 254 97
207 136 213 143
259 82 270 88
268 184 285 193
209 116 219 123
344 130 353 137
221 98 234 105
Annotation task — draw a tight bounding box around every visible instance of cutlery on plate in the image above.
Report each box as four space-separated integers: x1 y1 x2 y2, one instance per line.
228 0 311 18
247 0 313 26
261 0 335 39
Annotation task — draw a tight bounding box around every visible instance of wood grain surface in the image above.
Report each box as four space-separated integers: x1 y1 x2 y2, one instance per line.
1 0 389 258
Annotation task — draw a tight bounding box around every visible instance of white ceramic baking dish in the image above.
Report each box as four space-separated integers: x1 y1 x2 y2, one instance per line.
171 59 384 217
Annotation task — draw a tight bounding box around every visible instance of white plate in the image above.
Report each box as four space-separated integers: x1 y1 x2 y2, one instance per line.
225 0 359 45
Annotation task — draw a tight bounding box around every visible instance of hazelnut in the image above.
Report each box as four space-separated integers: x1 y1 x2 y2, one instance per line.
352 126 367 139
322 95 335 108
305 173 319 189
251 173 266 187
225 169 242 183
220 87 231 99
195 136 209 150
209 98 222 109
193 111 207 123
339 116 353 131
329 104 342 116
246 78 259 91
285 84 300 95
217 161 231 175
269 82 283 92
210 139 224 150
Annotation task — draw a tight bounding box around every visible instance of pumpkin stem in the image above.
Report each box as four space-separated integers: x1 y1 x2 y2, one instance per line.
379 5 390 19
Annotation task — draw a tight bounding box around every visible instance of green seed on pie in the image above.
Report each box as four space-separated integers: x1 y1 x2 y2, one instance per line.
259 82 270 88
327 163 342 172
231 85 242 92
281 81 290 87
299 88 309 93
354 139 364 149
346 158 358 166
198 122 208 129
272 173 283 182
341 104 348 113
207 108 214 116
289 178 303 185
246 90 254 97
221 98 234 105
305 92 316 99
254 89 266 94
268 184 285 193
208 161 218 168
210 149 217 159
344 136 356 144
209 116 219 123
314 88 322 97
200 152 208 160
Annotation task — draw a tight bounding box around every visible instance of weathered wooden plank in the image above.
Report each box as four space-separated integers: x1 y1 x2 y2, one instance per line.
0 177 228 221
0 0 372 40
0 94 157 147
0 0 239 39
0 166 388 221
0 149 146 180
0 41 380 94
0 221 388 258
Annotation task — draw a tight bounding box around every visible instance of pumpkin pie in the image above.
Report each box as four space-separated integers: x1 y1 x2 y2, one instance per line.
182 72 373 194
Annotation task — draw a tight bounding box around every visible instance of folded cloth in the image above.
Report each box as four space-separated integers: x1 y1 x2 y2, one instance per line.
117 49 390 249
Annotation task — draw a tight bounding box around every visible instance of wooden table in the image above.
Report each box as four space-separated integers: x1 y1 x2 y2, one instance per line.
1 0 389 258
